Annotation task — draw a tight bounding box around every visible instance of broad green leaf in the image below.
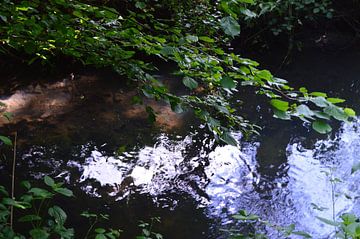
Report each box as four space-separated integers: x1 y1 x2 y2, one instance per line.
54 188 74 197
44 176 55 187
256 70 272 81
324 105 348 121
313 111 331 120
96 234 107 239
48 206 67 225
182 77 198 90
327 98 345 104
311 97 329 107
312 120 332 134
299 87 308 93
273 109 291 120
296 104 314 118
29 188 53 198
344 108 356 117
95 228 106 234
220 76 236 89
30 229 49 239
220 16 240 37
316 216 339 226
270 99 289 111
0 136 12 146
310 92 327 97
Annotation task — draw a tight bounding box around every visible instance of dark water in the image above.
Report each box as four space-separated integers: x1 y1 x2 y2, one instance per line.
1 43 360 239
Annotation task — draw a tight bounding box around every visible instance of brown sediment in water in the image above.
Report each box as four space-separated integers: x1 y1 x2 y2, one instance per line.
0 74 184 132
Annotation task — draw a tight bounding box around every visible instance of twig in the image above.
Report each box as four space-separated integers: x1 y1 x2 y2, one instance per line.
10 131 17 229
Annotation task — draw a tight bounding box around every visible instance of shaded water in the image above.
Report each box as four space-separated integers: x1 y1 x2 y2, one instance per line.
1 44 360 238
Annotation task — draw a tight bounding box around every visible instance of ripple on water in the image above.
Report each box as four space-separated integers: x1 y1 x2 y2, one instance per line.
12 119 360 238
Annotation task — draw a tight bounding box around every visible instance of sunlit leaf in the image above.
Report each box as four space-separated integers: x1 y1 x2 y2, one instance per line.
270 99 289 111
312 120 332 134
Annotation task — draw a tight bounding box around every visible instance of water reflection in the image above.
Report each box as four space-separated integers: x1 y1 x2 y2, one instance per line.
15 119 360 238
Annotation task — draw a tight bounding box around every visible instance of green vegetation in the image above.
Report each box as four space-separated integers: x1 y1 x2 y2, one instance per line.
0 0 360 238
0 0 356 145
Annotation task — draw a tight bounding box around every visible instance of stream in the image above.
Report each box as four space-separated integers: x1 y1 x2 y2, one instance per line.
0 41 360 238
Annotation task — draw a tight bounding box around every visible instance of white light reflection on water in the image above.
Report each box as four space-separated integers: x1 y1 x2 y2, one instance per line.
286 119 360 238
47 120 360 238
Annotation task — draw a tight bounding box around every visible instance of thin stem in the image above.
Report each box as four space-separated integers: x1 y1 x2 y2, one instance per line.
84 217 98 239
10 131 17 230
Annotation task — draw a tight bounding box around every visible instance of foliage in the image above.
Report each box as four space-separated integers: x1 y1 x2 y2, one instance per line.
0 176 121 239
0 0 354 144
0 176 75 238
136 217 163 239
81 212 122 239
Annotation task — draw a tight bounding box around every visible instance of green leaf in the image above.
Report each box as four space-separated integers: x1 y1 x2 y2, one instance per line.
135 1 146 9
29 188 53 198
95 234 107 239
2 198 31 209
237 0 255 3
54 188 74 197
220 131 237 146
311 97 329 107
29 229 49 239
145 106 156 123
182 77 198 90
324 105 348 121
240 8 257 18
160 46 177 56
273 109 291 120
351 162 360 174
21 181 31 190
313 111 331 120
220 76 236 89
220 16 240 37
18 214 42 222
299 87 308 93
185 35 198 43
95 228 106 234
327 98 345 104
199 36 215 43
256 70 272 81
344 108 356 117
296 104 314 118
0 136 12 146
44 176 55 187
270 99 289 111
316 216 339 226
48 206 67 225
310 92 327 97
312 120 332 134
